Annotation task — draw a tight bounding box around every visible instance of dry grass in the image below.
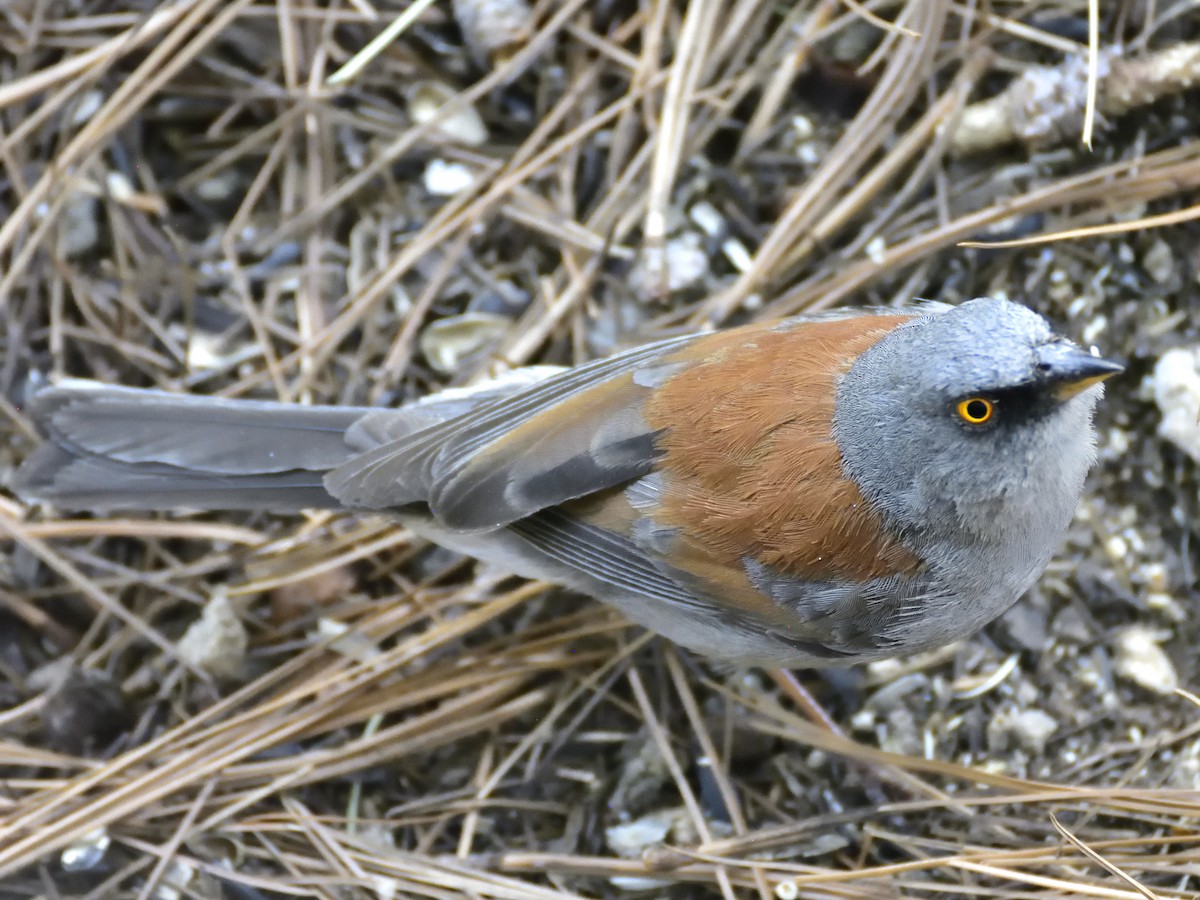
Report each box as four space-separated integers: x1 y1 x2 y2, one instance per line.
1 1 1199 897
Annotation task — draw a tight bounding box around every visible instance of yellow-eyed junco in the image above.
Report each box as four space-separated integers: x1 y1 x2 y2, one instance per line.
11 298 1122 666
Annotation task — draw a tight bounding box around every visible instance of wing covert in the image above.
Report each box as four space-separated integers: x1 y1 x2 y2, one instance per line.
325 332 700 527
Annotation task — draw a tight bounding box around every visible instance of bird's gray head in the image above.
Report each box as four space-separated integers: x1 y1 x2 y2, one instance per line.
832 298 1121 552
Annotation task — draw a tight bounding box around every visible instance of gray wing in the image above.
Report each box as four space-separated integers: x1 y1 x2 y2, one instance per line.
325 333 700 530
498 505 908 666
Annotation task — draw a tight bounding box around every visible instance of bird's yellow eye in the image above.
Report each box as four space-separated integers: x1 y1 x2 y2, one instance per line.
956 397 995 425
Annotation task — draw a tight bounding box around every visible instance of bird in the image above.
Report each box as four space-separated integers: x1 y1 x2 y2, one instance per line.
11 297 1121 667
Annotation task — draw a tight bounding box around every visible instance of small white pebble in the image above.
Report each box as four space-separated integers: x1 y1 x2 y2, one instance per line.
423 159 475 195
1140 562 1170 592
1009 709 1058 755
61 828 110 872
186 330 226 370
628 233 709 299
452 0 533 67
1146 592 1186 623
1154 347 1200 463
1123 528 1146 555
71 90 106 126
153 860 196 900
609 876 670 891
1113 626 1178 695
1081 314 1108 347
689 200 724 237
177 589 247 680
605 809 682 858
796 142 822 166
408 81 488 146
105 170 136 203
195 169 241 202
1142 237 1176 284
722 238 753 273
1104 535 1129 562
60 193 100 257
987 704 1057 755
978 758 1009 776
418 312 511 375
850 708 876 731
316 618 383 664
866 658 903 681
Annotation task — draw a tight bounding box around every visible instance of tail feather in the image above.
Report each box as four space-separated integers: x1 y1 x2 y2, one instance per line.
12 383 373 512
35 383 369 473
11 374 558 514
13 444 341 511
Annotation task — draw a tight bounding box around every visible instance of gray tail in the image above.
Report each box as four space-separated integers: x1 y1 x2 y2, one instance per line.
11 383 374 512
